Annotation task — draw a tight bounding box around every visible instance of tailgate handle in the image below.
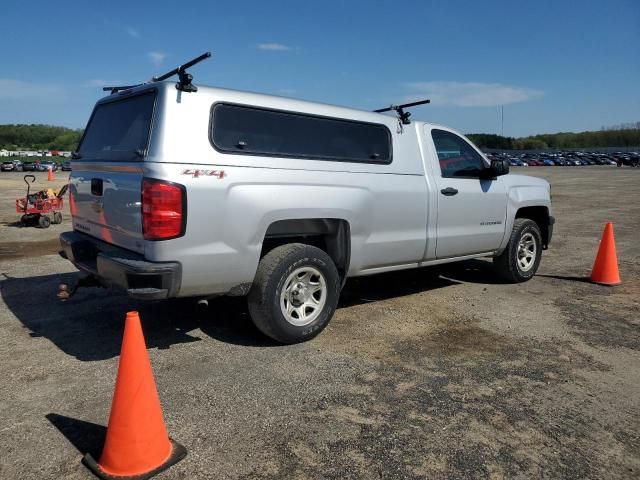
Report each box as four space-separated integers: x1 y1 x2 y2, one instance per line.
91 178 103 196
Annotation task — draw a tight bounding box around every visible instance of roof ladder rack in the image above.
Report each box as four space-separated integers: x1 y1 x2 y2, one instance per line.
102 51 212 95
374 99 431 125
152 51 212 92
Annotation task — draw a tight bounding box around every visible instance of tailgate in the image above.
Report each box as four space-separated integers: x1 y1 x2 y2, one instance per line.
69 90 157 254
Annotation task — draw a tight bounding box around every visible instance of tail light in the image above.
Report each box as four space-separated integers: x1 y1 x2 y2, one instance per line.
142 179 186 240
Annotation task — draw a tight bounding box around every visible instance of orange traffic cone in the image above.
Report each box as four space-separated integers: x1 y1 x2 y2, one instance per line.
590 222 621 285
83 312 186 479
47 166 55 181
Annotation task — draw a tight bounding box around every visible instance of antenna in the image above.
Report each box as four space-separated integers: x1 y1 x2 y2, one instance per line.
102 51 213 95
374 99 430 125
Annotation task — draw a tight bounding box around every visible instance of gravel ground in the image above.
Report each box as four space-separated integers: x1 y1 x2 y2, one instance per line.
0 167 638 479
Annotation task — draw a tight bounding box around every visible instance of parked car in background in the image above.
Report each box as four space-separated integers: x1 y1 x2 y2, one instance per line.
12 160 23 171
22 161 36 171
40 160 59 172
1 161 15 171
483 150 638 167
61 161 72 171
615 154 640 167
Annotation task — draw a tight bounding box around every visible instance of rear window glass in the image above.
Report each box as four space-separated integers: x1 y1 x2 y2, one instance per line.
78 91 156 161
211 103 392 164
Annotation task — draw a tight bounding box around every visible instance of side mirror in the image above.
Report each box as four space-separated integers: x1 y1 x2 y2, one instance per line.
489 159 510 176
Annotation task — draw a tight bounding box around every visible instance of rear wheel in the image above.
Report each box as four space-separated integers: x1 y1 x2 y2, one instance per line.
248 243 340 344
38 215 51 229
52 212 62 224
493 218 542 282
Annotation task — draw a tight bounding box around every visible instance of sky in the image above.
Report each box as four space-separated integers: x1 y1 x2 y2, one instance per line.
0 0 638 137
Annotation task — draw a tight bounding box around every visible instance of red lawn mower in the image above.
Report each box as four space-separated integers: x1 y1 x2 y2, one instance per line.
16 174 67 228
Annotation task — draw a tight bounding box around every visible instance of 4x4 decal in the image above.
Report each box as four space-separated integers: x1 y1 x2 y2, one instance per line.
182 169 226 179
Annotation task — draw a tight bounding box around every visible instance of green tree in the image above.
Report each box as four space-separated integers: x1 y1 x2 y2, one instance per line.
465 127 639 150
0 124 83 151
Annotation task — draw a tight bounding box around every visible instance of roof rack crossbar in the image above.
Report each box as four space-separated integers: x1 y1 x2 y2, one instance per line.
152 51 212 92
374 99 430 125
102 84 143 94
100 51 213 95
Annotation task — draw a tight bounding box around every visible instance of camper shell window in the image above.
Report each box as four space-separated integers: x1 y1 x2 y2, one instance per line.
210 103 392 164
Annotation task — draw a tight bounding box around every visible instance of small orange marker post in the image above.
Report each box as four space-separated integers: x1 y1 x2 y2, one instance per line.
590 222 621 286
83 312 186 479
47 166 55 181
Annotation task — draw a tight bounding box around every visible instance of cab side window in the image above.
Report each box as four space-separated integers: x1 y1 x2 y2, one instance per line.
431 129 486 178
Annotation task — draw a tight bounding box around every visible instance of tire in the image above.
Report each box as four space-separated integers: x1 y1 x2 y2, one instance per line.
52 212 62 224
493 218 542 283
248 243 340 344
38 215 51 229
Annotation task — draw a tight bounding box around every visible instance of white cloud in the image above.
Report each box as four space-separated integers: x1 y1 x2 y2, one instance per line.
0 79 60 99
403 81 543 107
126 26 140 38
148 51 167 66
257 43 292 51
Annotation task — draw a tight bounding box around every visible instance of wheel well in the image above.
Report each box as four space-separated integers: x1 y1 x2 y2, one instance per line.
261 219 351 280
516 206 549 247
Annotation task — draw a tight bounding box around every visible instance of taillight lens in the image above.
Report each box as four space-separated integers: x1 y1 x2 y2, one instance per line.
142 179 185 240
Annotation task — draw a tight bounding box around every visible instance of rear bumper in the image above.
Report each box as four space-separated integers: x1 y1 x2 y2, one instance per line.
59 231 181 300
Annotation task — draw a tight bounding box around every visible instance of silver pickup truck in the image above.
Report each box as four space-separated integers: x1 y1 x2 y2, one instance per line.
60 80 553 343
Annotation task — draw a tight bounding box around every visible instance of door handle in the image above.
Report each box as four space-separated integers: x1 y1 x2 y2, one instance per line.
91 178 103 196
440 187 459 196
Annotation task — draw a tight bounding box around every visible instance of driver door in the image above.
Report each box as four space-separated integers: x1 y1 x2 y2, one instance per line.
428 128 507 259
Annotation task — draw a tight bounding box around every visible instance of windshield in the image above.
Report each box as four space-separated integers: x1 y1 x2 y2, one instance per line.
78 90 156 161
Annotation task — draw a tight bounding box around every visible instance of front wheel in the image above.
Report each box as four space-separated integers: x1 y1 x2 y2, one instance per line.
248 243 340 344
38 215 51 229
493 218 542 282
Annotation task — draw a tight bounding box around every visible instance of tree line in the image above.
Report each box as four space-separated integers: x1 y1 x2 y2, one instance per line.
1 123 639 153
601 121 640 131
0 124 83 151
467 128 640 150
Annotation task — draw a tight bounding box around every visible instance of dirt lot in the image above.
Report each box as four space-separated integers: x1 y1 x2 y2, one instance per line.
0 167 638 479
